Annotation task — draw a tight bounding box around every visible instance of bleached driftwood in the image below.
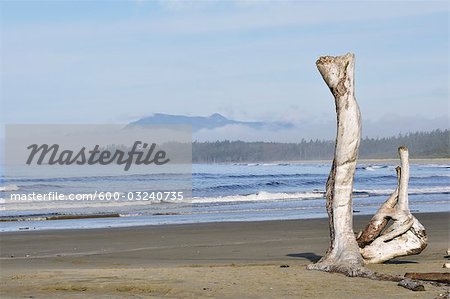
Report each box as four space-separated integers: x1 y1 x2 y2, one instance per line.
358 147 427 263
307 53 365 275
398 279 425 291
307 53 427 280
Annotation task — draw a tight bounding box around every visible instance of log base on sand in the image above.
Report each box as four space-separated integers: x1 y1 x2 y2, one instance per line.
306 53 428 290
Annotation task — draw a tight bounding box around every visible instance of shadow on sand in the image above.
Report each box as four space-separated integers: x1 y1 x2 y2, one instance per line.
286 252 322 263
383 260 418 264
287 253 418 264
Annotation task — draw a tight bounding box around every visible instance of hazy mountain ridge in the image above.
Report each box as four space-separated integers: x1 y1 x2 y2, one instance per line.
128 113 294 132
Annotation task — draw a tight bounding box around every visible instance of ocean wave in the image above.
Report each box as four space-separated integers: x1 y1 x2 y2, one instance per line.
0 212 120 222
357 165 389 171
266 181 286 186
0 184 19 192
410 174 450 179
225 173 321 179
8 173 190 183
192 186 450 204
2 186 448 212
193 175 323 192
419 164 450 169
190 191 325 203
354 186 450 197
232 163 291 166
197 183 255 192
359 174 450 182
0 198 173 211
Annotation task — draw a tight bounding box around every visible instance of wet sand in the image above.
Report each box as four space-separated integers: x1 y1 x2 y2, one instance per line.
1 212 449 298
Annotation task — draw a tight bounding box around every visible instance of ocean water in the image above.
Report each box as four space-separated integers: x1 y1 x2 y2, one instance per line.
0 162 449 232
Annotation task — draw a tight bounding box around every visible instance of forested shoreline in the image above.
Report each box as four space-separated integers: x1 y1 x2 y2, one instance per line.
192 129 449 163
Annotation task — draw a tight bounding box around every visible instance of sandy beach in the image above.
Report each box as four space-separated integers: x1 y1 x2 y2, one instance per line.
0 212 448 298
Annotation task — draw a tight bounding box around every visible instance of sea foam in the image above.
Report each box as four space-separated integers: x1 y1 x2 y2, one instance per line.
0 184 19 192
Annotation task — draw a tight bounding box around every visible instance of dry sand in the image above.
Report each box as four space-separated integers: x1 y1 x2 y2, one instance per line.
1 212 449 298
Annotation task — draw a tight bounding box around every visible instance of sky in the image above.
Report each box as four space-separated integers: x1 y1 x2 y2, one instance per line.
0 0 449 140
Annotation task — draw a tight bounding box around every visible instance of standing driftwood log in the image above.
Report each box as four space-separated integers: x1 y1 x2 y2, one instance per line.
307 53 428 279
307 53 365 275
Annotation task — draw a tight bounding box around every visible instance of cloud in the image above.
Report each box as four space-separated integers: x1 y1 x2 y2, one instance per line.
363 115 449 138
1 1 448 127
151 1 448 34
193 124 311 142
4 1 448 38
193 115 449 142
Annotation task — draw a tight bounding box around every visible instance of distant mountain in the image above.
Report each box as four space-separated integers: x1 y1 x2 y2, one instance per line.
127 113 294 132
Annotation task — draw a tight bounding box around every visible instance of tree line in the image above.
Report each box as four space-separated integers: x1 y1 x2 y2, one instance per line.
192 129 449 163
